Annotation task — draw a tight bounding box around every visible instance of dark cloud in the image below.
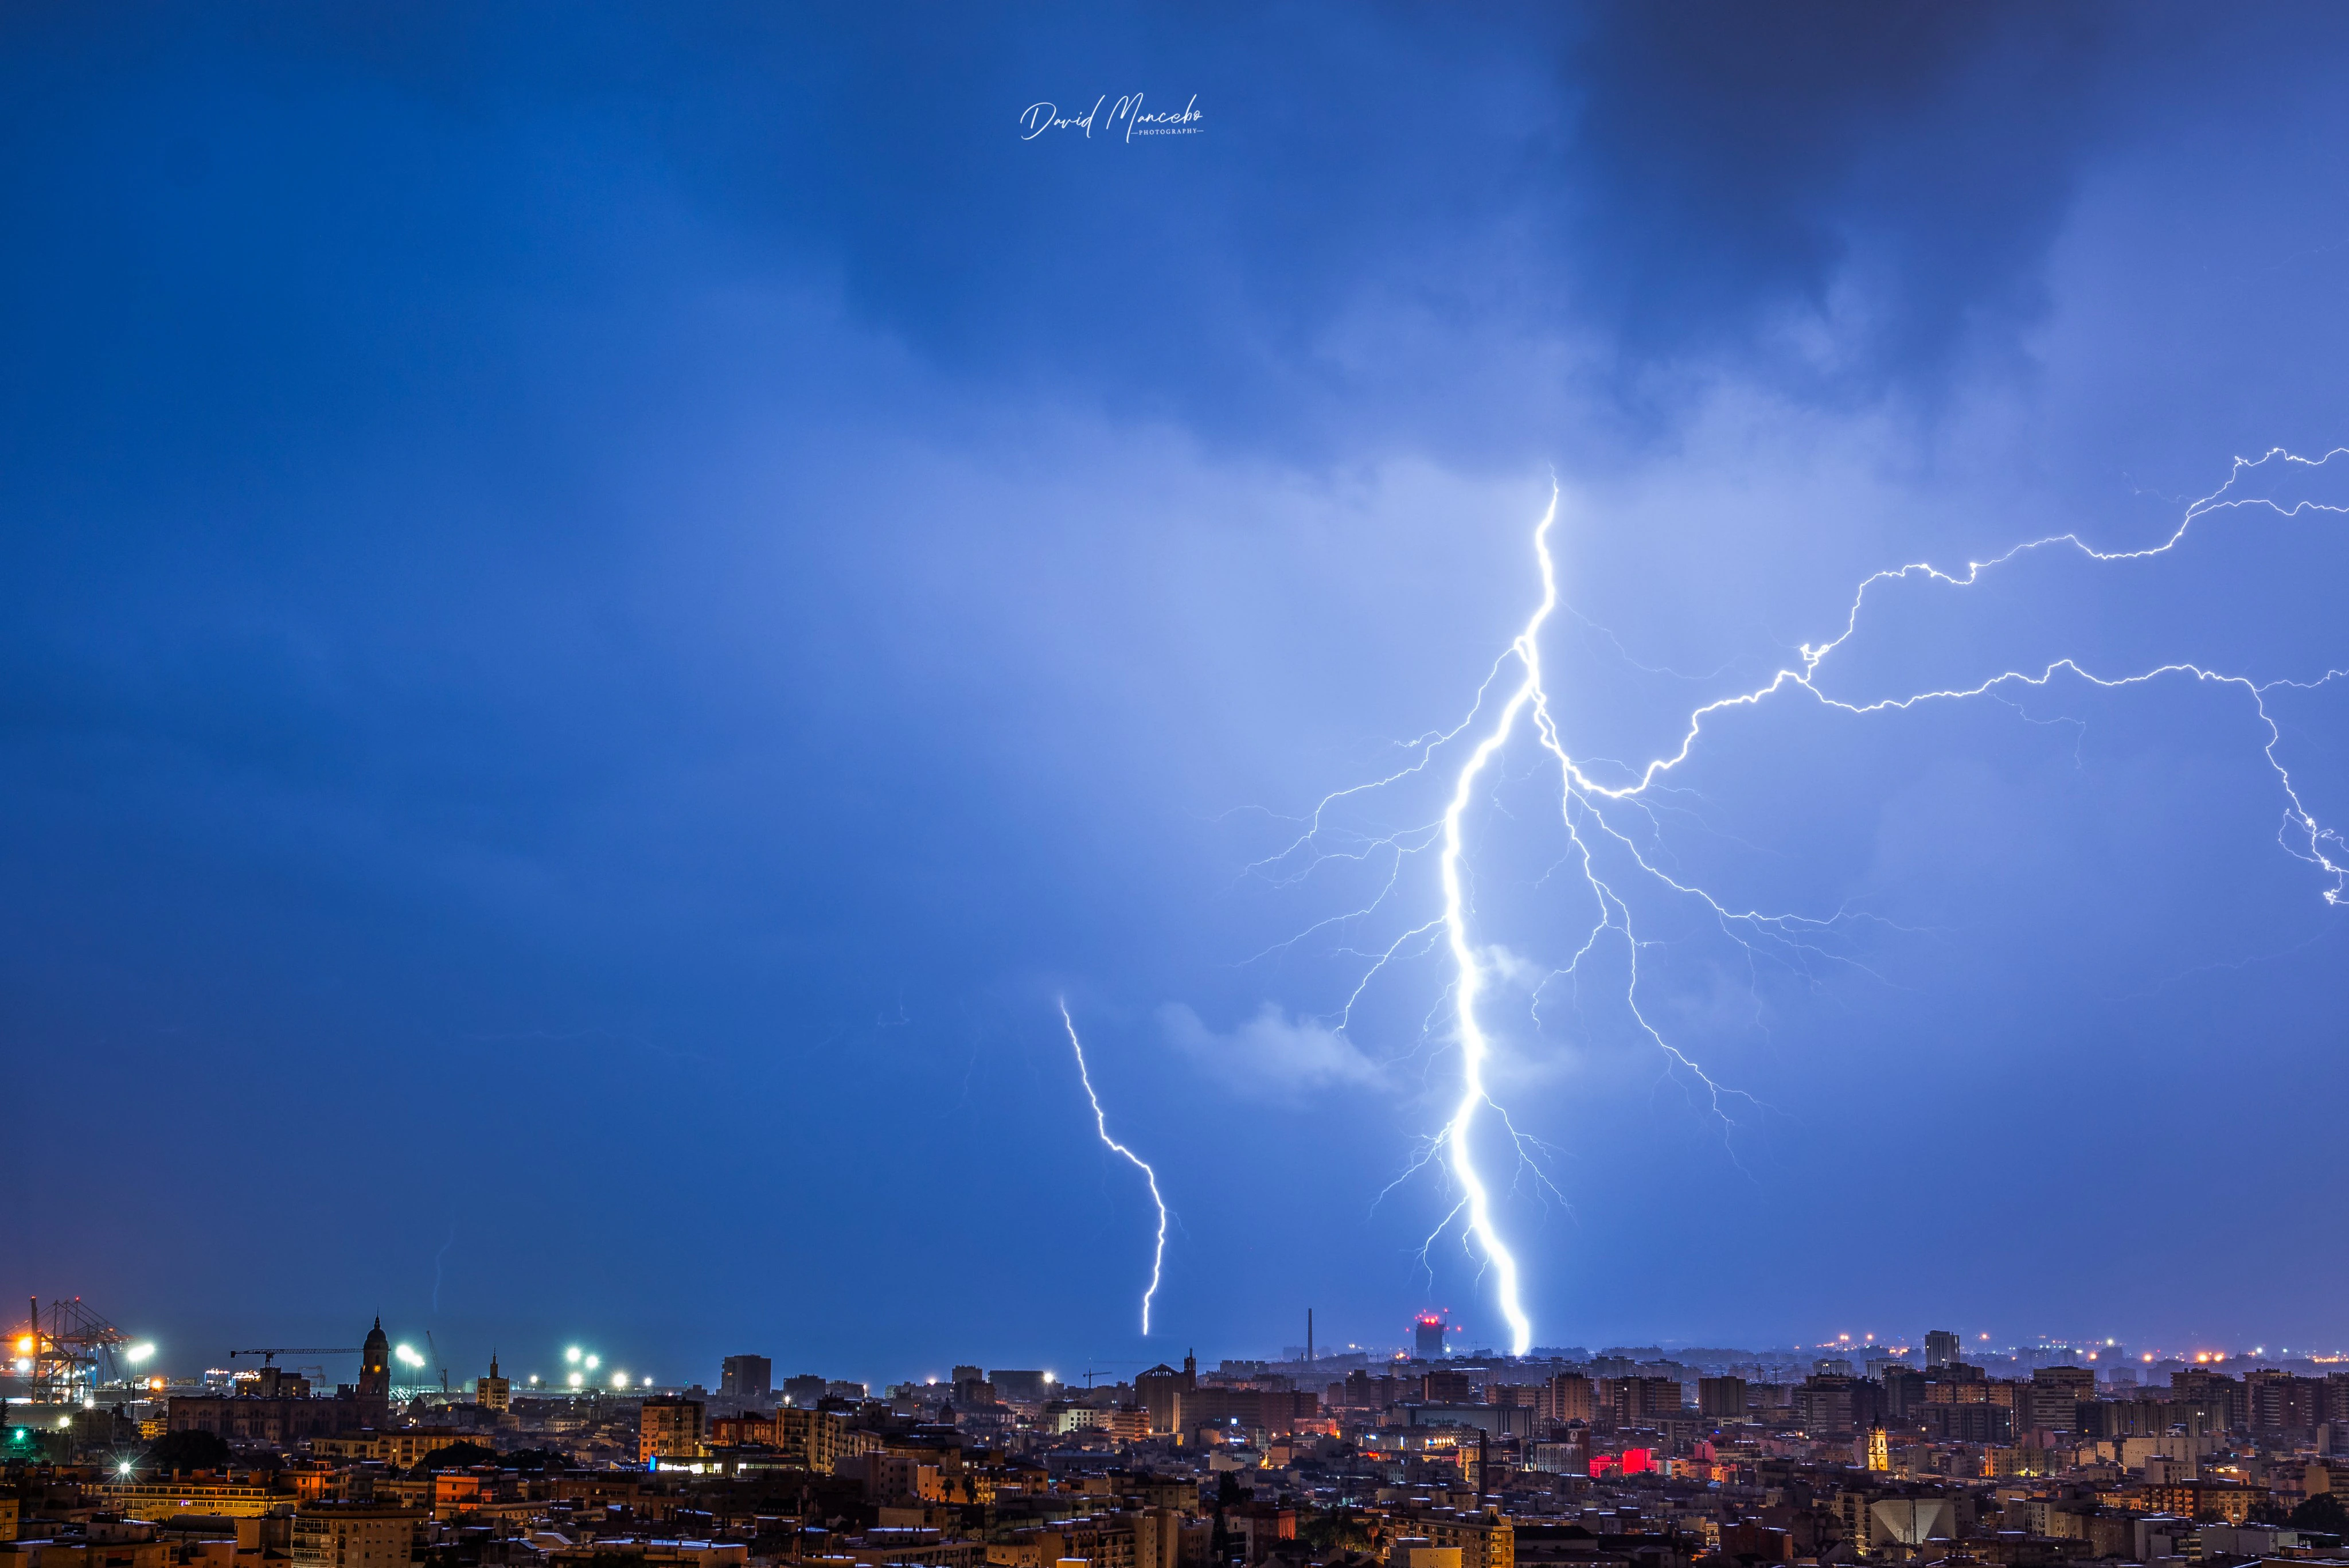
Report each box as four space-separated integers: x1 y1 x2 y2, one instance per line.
1559 3 2114 392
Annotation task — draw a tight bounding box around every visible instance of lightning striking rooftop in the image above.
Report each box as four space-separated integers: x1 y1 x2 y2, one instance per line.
1266 447 2349 1354
1059 1000 1170 1335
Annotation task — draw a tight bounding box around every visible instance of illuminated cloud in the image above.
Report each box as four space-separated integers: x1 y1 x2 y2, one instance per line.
1156 1001 1386 1102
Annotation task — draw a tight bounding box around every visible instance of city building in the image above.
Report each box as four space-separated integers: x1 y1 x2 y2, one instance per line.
992 1371 1051 1403
1598 1376 1684 1428
100 1479 278 1520
2249 1367 2323 1441
1421 1371 1473 1405
1538 1372 1592 1424
639 1397 707 1463
1411 1512 1513 1568
1134 1355 1196 1435
291 1506 422 1568
475 1353 509 1413
719 1356 771 1400
1792 1373 1880 1437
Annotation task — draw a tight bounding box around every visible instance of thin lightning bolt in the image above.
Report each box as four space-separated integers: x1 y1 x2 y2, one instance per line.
1265 446 2349 1352
1059 1000 1169 1335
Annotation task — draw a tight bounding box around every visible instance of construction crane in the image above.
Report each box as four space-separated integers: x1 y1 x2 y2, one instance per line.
228 1347 359 1366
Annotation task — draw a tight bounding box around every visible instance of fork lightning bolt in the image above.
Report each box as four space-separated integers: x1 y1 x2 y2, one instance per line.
1059 1000 1170 1335
1427 489 1563 1358
1267 447 2349 1354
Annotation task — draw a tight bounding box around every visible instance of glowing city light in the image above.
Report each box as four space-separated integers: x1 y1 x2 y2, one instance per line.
125 1344 155 1365
394 1344 425 1368
611 1371 629 1389
1058 1000 1169 1335
584 1354 600 1371
567 1372 583 1388
564 1347 582 1364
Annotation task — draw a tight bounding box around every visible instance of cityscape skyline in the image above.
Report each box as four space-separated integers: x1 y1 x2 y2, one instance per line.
19 1298 2349 1568
22 1300 2349 1404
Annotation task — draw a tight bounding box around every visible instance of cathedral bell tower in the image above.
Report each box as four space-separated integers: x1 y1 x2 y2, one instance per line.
358 1317 392 1399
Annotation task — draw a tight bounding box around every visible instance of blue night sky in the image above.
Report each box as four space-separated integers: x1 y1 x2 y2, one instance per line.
7 4 2349 1387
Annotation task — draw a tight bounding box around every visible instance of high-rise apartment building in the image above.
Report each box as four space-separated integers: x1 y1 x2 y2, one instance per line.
774 1406 864 1474
1925 1330 1961 1370
720 1355 772 1399
1598 1376 1685 1429
1538 1372 1593 1424
1698 1376 1747 1419
1792 1374 1880 1438
638 1396 705 1463
2249 1369 2323 1441
1422 1370 1473 1404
